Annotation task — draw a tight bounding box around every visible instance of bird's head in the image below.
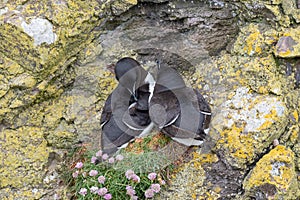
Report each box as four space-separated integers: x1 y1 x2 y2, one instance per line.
115 57 146 98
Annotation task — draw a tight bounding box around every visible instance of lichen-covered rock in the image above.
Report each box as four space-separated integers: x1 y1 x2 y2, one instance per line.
282 0 300 23
216 54 289 95
1 0 300 199
211 87 288 169
110 0 137 15
0 1 102 76
232 23 278 57
0 0 138 199
236 1 291 27
156 151 220 200
275 27 300 58
243 145 299 199
0 127 49 199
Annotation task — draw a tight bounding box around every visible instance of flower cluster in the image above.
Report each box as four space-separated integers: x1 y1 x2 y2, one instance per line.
75 162 112 199
70 150 165 199
125 169 140 183
125 171 164 199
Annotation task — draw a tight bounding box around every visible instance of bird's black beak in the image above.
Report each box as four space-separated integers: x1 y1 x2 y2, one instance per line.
155 59 161 70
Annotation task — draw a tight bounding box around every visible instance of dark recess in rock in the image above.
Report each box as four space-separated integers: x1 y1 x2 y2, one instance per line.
101 0 239 56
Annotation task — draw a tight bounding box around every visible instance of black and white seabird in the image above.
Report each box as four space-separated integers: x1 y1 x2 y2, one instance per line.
100 57 154 155
149 62 211 146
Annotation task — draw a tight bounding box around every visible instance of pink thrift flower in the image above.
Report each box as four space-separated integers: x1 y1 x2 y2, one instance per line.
104 193 112 200
131 174 140 183
150 184 161 193
91 156 97 164
75 162 83 169
96 150 103 157
108 157 115 164
98 175 106 184
132 196 138 200
116 154 124 161
125 169 135 179
79 188 87 196
97 187 108 196
72 171 79 178
144 189 154 198
126 185 133 190
90 186 99 194
160 180 166 185
126 185 136 196
102 153 109 160
89 170 98 176
147 172 157 181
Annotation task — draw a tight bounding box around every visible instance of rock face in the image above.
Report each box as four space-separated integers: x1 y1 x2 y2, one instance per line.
243 145 298 200
212 87 288 169
0 0 136 199
1 0 300 199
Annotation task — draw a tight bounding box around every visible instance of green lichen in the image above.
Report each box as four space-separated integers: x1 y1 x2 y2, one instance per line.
265 4 291 27
97 70 118 102
215 53 290 95
282 0 300 23
0 127 49 188
110 0 138 15
1 0 103 79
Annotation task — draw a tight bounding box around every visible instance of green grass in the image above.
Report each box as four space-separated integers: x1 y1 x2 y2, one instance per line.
64 148 167 199
62 134 187 200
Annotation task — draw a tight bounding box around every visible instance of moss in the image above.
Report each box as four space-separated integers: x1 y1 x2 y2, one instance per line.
243 145 299 199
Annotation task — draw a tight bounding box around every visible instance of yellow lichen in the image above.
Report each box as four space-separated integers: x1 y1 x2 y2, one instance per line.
234 24 278 57
0 127 49 188
258 86 268 94
292 110 299 122
243 145 297 197
98 70 117 101
217 125 255 162
192 152 218 169
277 49 292 57
242 26 262 55
289 125 299 144
257 109 278 130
